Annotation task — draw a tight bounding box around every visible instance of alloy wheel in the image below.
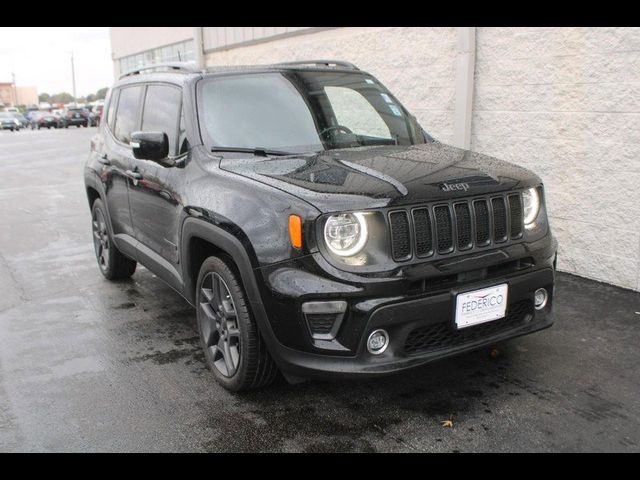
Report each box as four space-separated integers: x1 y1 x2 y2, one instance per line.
92 208 110 271
199 272 241 377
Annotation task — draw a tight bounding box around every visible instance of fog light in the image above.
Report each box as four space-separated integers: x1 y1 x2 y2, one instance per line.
367 329 389 355
534 288 548 310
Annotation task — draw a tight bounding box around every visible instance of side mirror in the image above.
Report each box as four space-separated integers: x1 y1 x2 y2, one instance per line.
130 131 168 162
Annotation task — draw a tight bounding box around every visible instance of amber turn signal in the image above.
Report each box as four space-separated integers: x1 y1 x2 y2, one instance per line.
289 215 303 249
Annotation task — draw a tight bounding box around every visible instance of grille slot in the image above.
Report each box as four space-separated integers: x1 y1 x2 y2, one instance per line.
454 203 472 250
492 197 508 243
412 208 433 257
434 206 453 253
389 211 411 260
404 300 533 355
474 200 490 246
508 194 523 239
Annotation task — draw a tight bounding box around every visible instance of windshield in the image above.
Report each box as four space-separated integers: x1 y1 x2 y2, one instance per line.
197 71 425 154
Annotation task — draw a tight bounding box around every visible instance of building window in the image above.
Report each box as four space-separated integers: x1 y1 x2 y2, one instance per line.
118 40 195 74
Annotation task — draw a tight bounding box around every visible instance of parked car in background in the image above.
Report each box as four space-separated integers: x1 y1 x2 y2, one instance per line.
33 111 64 129
93 104 103 125
88 111 99 127
11 112 30 129
65 107 89 128
52 111 67 128
25 109 39 120
0 112 22 131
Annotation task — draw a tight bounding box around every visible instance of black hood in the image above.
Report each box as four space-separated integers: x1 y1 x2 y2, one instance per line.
220 142 541 213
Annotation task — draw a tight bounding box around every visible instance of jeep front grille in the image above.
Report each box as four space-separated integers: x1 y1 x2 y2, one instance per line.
388 192 525 262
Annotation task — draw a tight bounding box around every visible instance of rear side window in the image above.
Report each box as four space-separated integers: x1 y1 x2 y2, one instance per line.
113 86 143 144
141 84 182 156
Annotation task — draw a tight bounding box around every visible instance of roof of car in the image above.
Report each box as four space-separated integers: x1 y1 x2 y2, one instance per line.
115 60 364 88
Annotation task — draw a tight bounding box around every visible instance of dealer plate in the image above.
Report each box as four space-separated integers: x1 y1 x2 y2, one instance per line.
455 284 508 330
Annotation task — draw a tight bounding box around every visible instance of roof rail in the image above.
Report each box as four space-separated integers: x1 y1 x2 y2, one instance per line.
273 60 359 70
119 62 199 79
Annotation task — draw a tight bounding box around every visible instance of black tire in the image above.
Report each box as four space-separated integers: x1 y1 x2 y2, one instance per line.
196 256 278 391
91 198 136 280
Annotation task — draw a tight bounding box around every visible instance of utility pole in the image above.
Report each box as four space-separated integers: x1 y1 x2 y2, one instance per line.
11 72 17 107
70 52 77 104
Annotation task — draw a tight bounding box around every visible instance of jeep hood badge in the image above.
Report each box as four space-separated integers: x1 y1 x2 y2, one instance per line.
440 182 470 192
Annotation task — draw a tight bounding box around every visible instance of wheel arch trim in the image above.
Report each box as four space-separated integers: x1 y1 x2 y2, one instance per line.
84 173 117 240
180 216 286 363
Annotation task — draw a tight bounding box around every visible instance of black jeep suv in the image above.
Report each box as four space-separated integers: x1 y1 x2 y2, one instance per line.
85 61 557 391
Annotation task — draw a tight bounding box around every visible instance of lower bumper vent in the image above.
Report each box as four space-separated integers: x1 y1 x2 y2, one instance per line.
302 301 347 340
404 300 534 355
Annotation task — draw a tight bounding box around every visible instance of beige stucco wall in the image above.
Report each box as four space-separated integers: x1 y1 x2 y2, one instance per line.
110 27 193 60
109 27 193 77
471 27 640 291
204 26 640 291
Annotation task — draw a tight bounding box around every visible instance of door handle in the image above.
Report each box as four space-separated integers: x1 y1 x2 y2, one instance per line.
125 169 143 180
98 153 110 165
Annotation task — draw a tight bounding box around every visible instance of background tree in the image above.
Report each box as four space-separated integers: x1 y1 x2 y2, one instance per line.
96 88 108 100
38 93 50 103
50 92 75 104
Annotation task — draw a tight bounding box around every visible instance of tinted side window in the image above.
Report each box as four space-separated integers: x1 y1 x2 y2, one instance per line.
106 89 119 132
141 85 182 156
324 86 392 139
113 86 143 144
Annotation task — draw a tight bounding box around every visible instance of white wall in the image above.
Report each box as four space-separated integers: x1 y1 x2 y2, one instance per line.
202 27 312 52
471 27 640 291
206 26 640 291
110 27 193 60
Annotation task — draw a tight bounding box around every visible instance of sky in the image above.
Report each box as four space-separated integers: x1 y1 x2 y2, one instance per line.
0 27 113 97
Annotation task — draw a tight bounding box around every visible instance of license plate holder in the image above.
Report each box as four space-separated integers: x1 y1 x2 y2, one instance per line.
454 283 508 330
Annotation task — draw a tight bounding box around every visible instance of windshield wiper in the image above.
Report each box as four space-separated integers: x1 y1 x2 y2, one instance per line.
211 146 294 157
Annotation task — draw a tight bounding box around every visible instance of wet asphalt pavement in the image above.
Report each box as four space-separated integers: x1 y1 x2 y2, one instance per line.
1 127 639 452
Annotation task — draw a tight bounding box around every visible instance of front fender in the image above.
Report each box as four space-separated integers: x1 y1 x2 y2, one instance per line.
180 216 289 367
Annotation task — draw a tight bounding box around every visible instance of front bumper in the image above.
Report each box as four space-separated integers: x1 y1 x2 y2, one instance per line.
254 234 557 380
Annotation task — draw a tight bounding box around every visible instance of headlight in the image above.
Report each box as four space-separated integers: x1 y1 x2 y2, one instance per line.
522 187 540 226
323 212 368 257
14 119 20 125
